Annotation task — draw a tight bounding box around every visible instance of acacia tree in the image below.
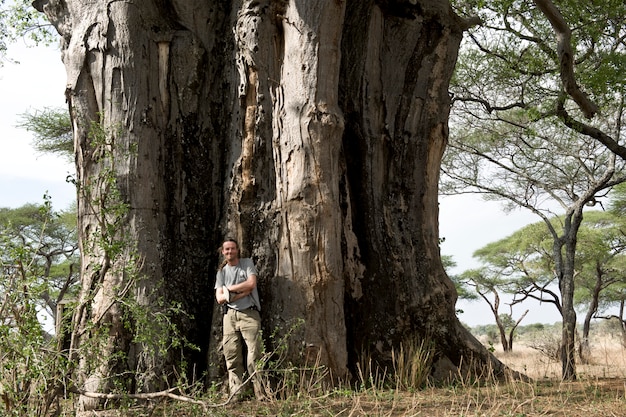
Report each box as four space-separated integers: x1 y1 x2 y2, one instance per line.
31 0 514 410
574 211 626 361
590 184 626 347
0 200 78 415
0 201 79 324
475 222 563 316
596 285 626 347
458 267 528 352
443 0 626 380
468 215 626 361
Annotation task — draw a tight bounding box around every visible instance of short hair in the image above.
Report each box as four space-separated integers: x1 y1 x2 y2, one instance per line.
221 238 239 249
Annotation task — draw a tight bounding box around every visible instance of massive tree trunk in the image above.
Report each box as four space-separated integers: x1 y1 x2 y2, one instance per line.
36 0 508 409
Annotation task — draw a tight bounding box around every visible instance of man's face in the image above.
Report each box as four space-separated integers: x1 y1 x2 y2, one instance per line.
222 241 239 262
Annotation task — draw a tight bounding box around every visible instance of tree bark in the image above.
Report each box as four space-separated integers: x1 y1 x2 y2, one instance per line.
579 262 603 363
36 0 512 409
532 0 598 119
555 212 582 380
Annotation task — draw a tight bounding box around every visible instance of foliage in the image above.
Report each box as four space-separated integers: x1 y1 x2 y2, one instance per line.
18 107 73 163
444 0 626 212
471 221 559 311
450 0 626 134
442 1 626 375
608 182 626 216
0 0 56 65
0 198 78 323
0 197 76 416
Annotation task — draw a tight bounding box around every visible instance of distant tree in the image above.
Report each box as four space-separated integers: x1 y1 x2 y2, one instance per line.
573 211 626 362
475 222 562 315
593 264 626 347
589 183 626 347
443 0 626 380
0 199 79 326
469 213 626 362
459 267 528 352
18 107 73 163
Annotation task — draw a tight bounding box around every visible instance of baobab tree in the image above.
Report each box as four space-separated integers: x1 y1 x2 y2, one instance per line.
33 0 508 409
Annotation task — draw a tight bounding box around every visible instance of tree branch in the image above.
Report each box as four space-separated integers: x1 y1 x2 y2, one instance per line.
452 96 526 114
72 387 211 410
555 97 626 160
533 0 598 119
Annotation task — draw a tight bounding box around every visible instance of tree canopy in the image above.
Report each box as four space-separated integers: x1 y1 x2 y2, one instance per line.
443 0 626 380
0 0 56 64
0 199 79 322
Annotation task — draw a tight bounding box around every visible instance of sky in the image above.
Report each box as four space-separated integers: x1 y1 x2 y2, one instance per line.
0 41 565 327
0 41 75 211
438 195 562 326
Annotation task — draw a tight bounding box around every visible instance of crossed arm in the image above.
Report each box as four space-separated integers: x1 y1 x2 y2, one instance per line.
215 274 257 305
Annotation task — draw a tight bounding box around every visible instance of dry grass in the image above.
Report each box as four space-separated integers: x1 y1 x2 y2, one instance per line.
75 335 626 417
158 377 625 417
493 335 626 381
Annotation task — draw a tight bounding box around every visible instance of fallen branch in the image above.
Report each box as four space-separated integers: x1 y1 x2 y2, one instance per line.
72 368 263 410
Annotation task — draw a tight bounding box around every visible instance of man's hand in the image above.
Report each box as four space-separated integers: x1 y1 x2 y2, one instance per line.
215 287 228 304
228 287 252 302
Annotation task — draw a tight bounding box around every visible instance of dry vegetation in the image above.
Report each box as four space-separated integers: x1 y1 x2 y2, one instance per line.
74 332 626 417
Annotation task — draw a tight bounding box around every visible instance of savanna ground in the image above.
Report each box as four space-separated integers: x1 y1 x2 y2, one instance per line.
79 330 626 417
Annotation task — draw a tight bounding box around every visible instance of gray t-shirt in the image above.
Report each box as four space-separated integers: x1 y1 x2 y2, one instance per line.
215 258 261 311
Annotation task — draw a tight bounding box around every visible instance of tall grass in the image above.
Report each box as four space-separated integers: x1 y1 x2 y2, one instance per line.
391 339 434 391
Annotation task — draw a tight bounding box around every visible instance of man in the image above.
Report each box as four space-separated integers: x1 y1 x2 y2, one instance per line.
215 238 265 401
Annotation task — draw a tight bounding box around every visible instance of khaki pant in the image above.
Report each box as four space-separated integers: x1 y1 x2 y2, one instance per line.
222 308 265 399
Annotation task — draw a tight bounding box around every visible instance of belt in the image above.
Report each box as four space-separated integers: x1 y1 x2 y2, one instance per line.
223 304 259 313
